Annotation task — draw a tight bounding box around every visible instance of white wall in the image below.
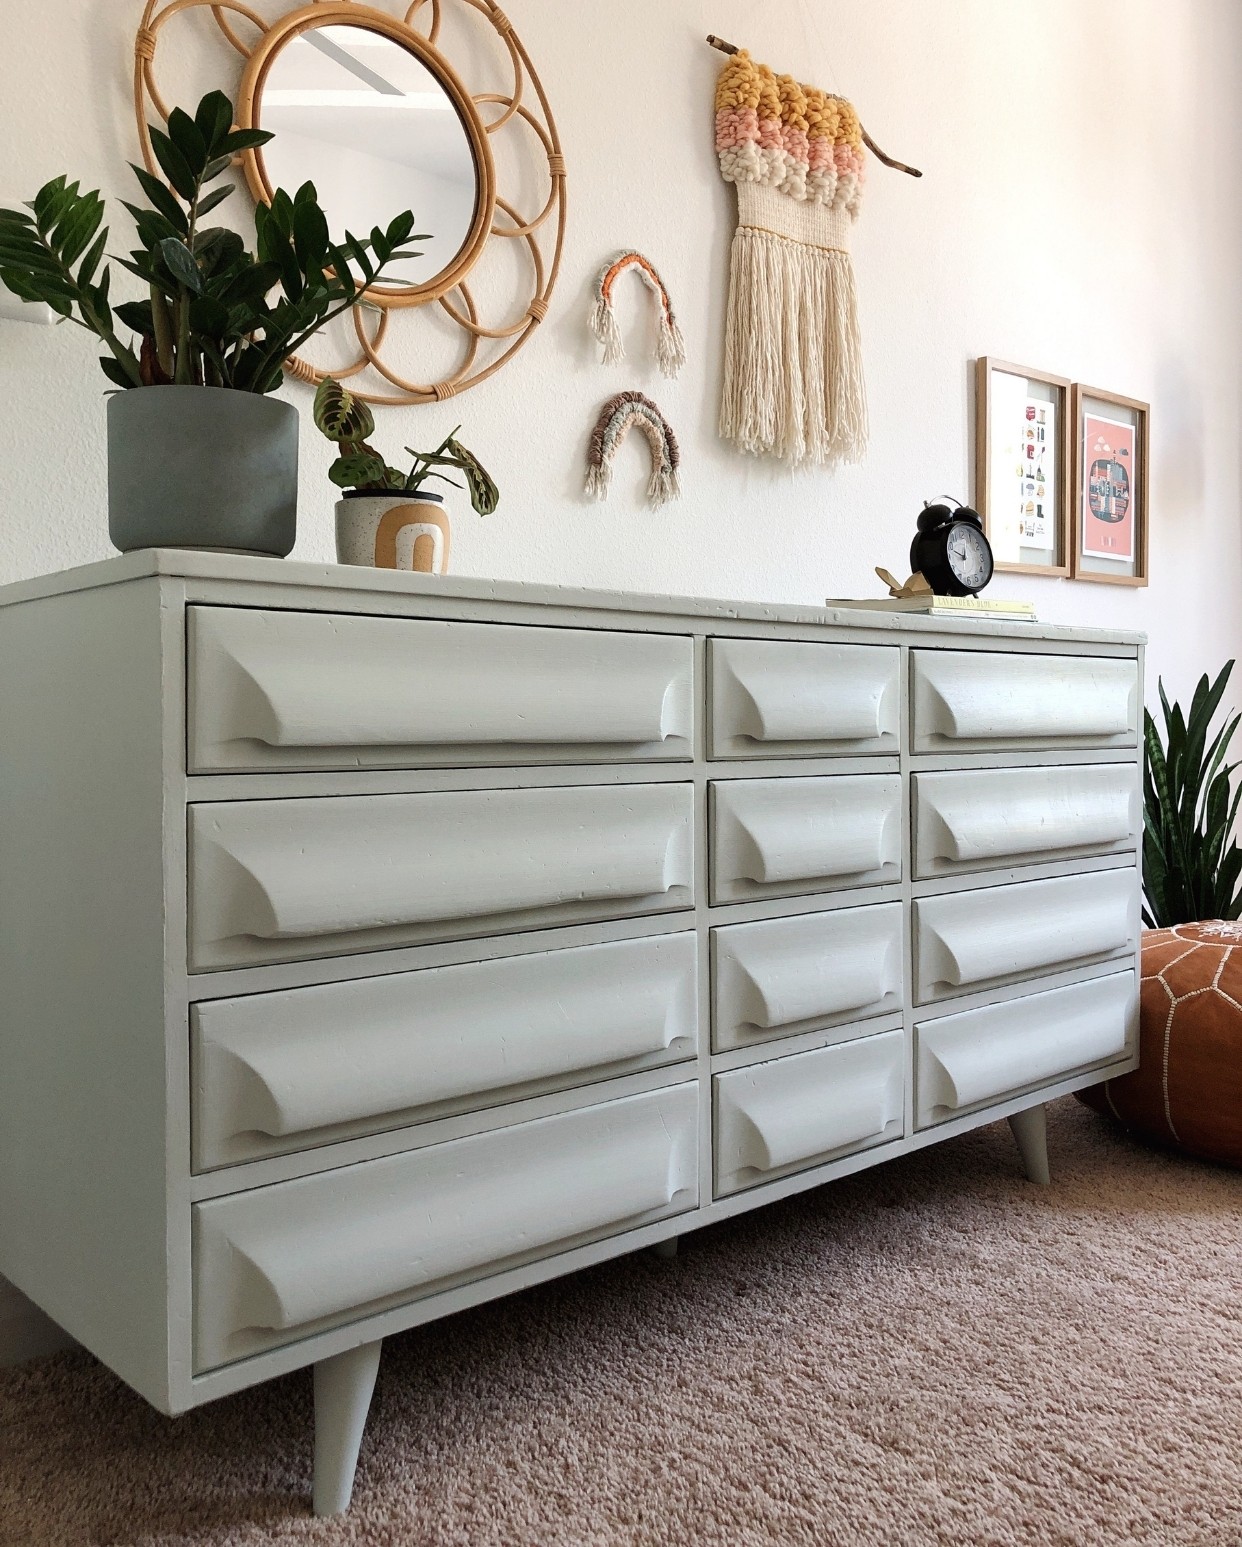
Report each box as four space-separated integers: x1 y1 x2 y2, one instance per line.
3 0 1241 703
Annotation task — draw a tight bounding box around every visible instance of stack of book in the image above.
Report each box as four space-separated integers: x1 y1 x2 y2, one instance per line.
826 594 1037 622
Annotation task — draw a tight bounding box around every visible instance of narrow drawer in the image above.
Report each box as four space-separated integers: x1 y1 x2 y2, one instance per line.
193 933 699 1169
913 763 1139 879
711 775 901 904
915 971 1136 1129
193 1084 698 1370
712 903 902 1051
709 638 899 758
187 607 694 771
714 1030 904 1196
912 650 1139 753
914 870 1138 1003
189 783 694 971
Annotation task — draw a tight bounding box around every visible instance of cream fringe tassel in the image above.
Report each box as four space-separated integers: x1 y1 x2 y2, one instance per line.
655 314 687 379
589 297 626 365
719 227 868 468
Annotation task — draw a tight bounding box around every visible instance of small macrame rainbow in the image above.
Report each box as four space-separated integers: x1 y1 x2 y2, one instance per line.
585 390 681 507
589 251 686 378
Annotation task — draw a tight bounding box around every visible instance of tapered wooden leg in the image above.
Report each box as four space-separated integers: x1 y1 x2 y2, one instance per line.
651 1236 679 1260
313 1339 382 1517
1008 1104 1051 1185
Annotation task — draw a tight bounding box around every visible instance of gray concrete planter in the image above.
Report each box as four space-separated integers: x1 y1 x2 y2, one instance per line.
107 386 298 556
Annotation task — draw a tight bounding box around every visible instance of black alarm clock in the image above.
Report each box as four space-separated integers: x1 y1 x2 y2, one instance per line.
909 497 994 597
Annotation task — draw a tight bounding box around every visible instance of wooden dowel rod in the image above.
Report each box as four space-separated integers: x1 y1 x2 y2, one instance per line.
705 33 923 178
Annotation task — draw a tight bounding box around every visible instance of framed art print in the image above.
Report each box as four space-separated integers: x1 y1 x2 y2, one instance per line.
1071 385 1149 586
974 358 1072 577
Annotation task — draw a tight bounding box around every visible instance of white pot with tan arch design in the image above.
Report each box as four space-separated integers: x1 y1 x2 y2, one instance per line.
334 492 451 575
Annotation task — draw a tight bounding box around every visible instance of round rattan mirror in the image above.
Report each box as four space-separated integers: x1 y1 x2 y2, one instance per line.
134 0 566 405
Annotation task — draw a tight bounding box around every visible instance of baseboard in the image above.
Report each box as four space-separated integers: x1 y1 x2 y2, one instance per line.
0 1275 75 1366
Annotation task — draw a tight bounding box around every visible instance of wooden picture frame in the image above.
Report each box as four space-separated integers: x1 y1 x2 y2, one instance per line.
1071 385 1149 586
974 358 1072 578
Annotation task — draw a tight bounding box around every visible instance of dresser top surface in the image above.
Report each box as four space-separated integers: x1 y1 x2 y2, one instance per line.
0 549 1145 647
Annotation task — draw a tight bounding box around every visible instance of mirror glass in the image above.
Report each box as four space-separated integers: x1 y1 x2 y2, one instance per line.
259 24 479 288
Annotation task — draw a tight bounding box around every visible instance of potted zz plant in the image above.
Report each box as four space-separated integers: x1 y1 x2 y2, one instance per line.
0 91 423 557
314 376 498 574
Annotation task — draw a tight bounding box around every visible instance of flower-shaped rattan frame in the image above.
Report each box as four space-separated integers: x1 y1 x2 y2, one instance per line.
134 0 566 405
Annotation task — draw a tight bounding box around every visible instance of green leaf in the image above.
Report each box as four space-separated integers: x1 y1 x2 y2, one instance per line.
292 197 329 279
195 184 234 220
1144 663 1242 927
114 298 155 335
158 237 203 294
328 450 389 489
128 165 188 234
167 106 209 179
148 126 197 202
313 376 375 442
218 127 274 156
194 90 234 154
99 355 136 388
187 294 230 338
77 227 109 289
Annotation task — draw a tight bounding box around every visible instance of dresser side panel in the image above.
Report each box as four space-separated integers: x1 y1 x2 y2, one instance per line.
0 579 174 1406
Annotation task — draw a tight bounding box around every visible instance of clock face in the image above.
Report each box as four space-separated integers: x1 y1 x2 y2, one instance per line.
946 521 992 590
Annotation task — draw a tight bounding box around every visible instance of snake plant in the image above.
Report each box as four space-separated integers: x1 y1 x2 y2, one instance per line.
1143 661 1242 927
314 376 499 515
0 90 424 393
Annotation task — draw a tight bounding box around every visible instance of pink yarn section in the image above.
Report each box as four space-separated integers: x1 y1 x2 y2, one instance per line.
714 108 865 206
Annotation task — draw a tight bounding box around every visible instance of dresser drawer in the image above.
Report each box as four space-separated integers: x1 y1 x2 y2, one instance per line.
193 1084 698 1370
915 971 1136 1129
189 783 694 971
711 775 901 904
712 903 902 1051
709 638 899 758
913 870 1138 1003
193 932 699 1169
912 650 1139 753
187 607 694 772
913 763 1139 880
714 1030 904 1196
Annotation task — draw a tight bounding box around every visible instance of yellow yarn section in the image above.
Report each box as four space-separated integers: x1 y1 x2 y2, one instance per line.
714 49 862 148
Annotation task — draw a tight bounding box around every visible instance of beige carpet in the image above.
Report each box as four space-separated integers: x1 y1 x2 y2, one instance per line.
3 1098 1241 1547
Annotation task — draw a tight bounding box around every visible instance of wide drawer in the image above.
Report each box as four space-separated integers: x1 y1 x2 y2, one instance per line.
193 932 699 1169
712 903 902 1051
913 763 1140 879
714 1030 904 1196
914 870 1138 1003
193 1083 698 1370
189 783 694 970
915 971 1136 1128
711 775 902 904
911 650 1139 753
709 638 899 758
187 607 695 771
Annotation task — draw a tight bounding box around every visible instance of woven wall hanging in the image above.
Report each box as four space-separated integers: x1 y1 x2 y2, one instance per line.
713 43 918 470
715 49 866 467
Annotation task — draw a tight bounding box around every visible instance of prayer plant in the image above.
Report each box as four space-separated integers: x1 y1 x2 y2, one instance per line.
313 376 500 515
0 90 424 394
1143 661 1242 928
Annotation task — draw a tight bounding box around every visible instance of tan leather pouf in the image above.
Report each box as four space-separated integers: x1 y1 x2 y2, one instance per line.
1080 922 1242 1167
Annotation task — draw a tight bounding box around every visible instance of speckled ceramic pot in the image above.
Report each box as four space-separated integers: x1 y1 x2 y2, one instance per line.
335 491 451 574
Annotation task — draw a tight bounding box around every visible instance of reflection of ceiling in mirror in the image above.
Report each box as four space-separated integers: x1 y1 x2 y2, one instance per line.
261 26 477 284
